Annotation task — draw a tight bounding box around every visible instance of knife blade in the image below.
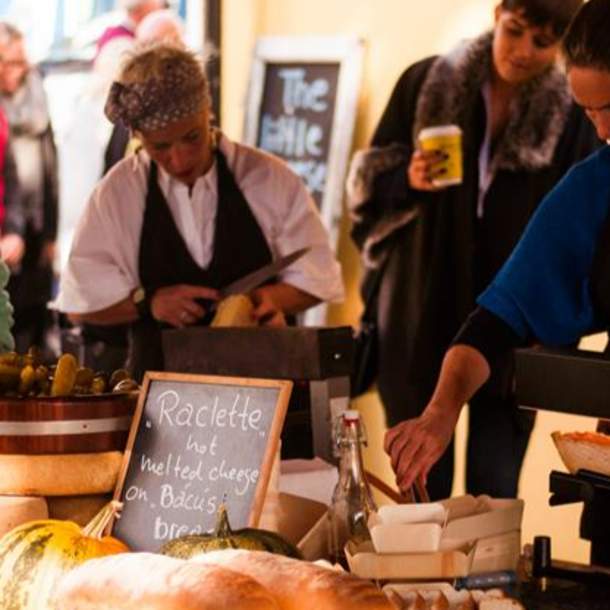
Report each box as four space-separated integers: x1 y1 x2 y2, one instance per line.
218 247 310 299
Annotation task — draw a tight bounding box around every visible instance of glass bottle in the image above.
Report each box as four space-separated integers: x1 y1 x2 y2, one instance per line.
327 410 378 565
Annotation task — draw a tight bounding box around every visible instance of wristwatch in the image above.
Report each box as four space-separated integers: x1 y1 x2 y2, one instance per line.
132 287 152 320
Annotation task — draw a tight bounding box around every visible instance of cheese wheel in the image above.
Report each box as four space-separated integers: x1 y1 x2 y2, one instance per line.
0 452 123 495
552 431 610 476
0 495 48 537
47 494 111 526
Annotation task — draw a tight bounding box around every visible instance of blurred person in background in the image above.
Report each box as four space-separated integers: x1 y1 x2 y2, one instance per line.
0 102 24 296
95 0 165 66
135 8 184 45
348 0 599 500
0 22 57 357
80 7 187 373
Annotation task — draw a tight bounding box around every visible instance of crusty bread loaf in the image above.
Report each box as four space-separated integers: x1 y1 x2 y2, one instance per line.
194 549 394 610
53 552 280 610
552 431 610 476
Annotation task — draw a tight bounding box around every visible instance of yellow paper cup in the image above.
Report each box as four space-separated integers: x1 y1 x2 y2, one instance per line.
418 125 463 187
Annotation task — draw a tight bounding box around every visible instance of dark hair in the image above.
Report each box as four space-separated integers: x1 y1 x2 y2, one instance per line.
563 0 610 72
501 0 583 38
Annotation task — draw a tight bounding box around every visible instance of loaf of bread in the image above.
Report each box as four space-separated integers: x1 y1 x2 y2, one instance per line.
53 552 280 610
552 431 610 476
194 549 394 610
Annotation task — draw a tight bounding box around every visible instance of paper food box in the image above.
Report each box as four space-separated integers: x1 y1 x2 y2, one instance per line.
346 539 476 580
348 495 523 581
260 491 329 561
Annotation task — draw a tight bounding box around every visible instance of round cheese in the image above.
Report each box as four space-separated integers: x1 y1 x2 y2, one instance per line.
0 495 48 537
0 452 123 496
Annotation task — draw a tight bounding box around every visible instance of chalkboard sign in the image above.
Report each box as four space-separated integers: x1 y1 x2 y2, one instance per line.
244 35 364 259
111 372 292 551
257 62 339 209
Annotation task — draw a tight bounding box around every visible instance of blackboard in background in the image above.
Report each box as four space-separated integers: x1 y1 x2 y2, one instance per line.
244 36 364 326
111 372 292 552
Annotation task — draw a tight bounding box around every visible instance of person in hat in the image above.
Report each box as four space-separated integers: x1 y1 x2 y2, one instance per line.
54 43 343 379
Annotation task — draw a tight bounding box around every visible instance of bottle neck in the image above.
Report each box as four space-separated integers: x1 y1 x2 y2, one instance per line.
339 437 367 484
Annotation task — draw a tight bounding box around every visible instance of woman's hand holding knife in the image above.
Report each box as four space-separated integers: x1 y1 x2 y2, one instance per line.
150 284 219 328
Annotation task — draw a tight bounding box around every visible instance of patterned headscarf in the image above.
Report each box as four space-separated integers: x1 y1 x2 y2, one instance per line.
104 54 208 132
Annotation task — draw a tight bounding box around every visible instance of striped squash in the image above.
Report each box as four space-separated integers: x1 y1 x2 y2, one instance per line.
0 500 128 610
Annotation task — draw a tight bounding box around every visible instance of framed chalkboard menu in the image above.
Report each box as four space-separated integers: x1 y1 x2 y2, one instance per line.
244 35 364 254
111 372 292 551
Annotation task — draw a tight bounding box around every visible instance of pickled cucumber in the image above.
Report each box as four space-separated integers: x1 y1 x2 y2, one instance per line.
50 353 79 396
17 364 36 396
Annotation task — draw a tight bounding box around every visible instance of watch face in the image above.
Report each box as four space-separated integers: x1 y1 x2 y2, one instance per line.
133 287 146 304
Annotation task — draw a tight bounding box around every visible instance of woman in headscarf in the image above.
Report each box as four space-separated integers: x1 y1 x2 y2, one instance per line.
54 43 343 380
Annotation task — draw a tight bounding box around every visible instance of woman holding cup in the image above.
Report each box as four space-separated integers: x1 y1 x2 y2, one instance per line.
348 0 599 500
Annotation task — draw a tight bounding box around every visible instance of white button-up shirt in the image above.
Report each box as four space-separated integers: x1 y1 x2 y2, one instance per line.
54 133 344 313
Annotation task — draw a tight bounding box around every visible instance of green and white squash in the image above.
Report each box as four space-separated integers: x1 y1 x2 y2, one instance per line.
0 501 128 610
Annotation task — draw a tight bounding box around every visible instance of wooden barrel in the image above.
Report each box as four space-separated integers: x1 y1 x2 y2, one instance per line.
0 392 137 454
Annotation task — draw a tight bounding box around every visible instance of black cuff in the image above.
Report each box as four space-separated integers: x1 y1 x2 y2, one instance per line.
452 306 524 368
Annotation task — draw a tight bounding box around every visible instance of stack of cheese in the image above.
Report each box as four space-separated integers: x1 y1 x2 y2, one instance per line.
54 549 394 610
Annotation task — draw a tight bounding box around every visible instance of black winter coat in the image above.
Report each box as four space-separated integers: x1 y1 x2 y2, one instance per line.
349 54 599 426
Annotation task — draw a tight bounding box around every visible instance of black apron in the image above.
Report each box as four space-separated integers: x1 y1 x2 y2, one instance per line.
130 150 273 380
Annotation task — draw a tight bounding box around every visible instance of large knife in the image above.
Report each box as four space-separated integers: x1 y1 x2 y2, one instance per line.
218 246 310 298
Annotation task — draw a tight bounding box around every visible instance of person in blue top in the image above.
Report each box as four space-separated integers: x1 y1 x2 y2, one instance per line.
386 0 610 495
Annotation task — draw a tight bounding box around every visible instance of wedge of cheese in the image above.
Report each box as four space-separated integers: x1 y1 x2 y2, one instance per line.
211 294 256 327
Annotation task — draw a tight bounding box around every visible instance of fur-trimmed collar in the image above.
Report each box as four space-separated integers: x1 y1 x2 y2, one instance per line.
414 31 572 172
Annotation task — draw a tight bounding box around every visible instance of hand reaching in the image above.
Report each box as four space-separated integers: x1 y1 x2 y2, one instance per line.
384 402 460 494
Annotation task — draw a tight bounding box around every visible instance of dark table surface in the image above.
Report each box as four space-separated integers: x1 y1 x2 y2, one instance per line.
516 578 610 609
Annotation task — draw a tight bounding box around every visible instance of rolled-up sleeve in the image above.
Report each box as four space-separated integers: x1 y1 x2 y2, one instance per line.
52 175 142 313
275 176 344 303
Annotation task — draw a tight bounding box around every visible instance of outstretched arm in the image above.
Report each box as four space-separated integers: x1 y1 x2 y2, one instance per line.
384 344 490 492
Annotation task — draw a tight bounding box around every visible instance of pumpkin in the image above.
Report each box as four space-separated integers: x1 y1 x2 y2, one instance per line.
0 500 128 610
159 504 302 560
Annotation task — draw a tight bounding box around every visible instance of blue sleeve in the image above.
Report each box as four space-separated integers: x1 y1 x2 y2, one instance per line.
478 148 610 345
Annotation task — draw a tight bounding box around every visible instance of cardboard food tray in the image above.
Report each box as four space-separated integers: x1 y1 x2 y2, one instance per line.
345 540 476 581
470 530 521 574
261 492 329 561
441 497 524 550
